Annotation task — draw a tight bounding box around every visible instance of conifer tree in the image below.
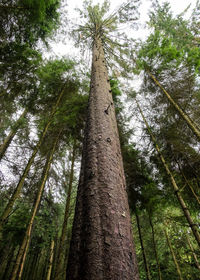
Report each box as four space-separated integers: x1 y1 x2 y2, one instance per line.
67 1 140 279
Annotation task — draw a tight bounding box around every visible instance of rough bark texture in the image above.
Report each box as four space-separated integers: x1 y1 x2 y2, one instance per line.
66 37 139 280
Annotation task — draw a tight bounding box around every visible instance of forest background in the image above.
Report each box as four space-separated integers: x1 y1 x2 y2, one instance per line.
0 0 200 279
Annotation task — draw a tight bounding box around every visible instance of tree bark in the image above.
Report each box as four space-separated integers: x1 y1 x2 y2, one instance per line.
0 85 65 232
135 211 151 280
10 133 60 280
147 71 200 141
136 99 200 247
164 228 183 280
148 214 162 280
66 36 139 280
0 109 27 161
46 240 55 280
54 143 76 280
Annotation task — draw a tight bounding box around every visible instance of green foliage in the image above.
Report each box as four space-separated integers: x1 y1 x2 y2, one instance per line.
1 201 31 245
136 1 200 74
37 58 76 87
110 79 122 98
0 0 61 44
127 4 200 279
0 0 61 120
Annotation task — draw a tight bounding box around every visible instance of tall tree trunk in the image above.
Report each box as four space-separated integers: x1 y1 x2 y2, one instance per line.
135 211 151 280
54 143 76 280
186 234 200 271
0 109 27 161
21 254 31 280
136 99 200 247
50 231 60 280
66 36 139 280
148 214 162 280
46 240 55 280
0 85 65 232
147 71 200 141
10 133 60 280
164 228 183 280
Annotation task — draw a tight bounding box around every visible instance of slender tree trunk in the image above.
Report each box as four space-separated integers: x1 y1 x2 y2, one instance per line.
0 109 27 161
0 86 65 232
182 172 200 206
184 159 200 187
29 250 40 280
186 234 200 271
63 236 70 280
50 231 60 280
147 71 200 141
4 246 20 280
54 143 76 280
66 36 139 280
21 254 31 280
164 228 183 280
46 240 55 280
62 199 76 280
10 134 60 280
176 160 200 205
148 214 162 280
136 99 200 247
135 211 151 280
40 250 49 280
23 252 37 280
36 248 46 280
